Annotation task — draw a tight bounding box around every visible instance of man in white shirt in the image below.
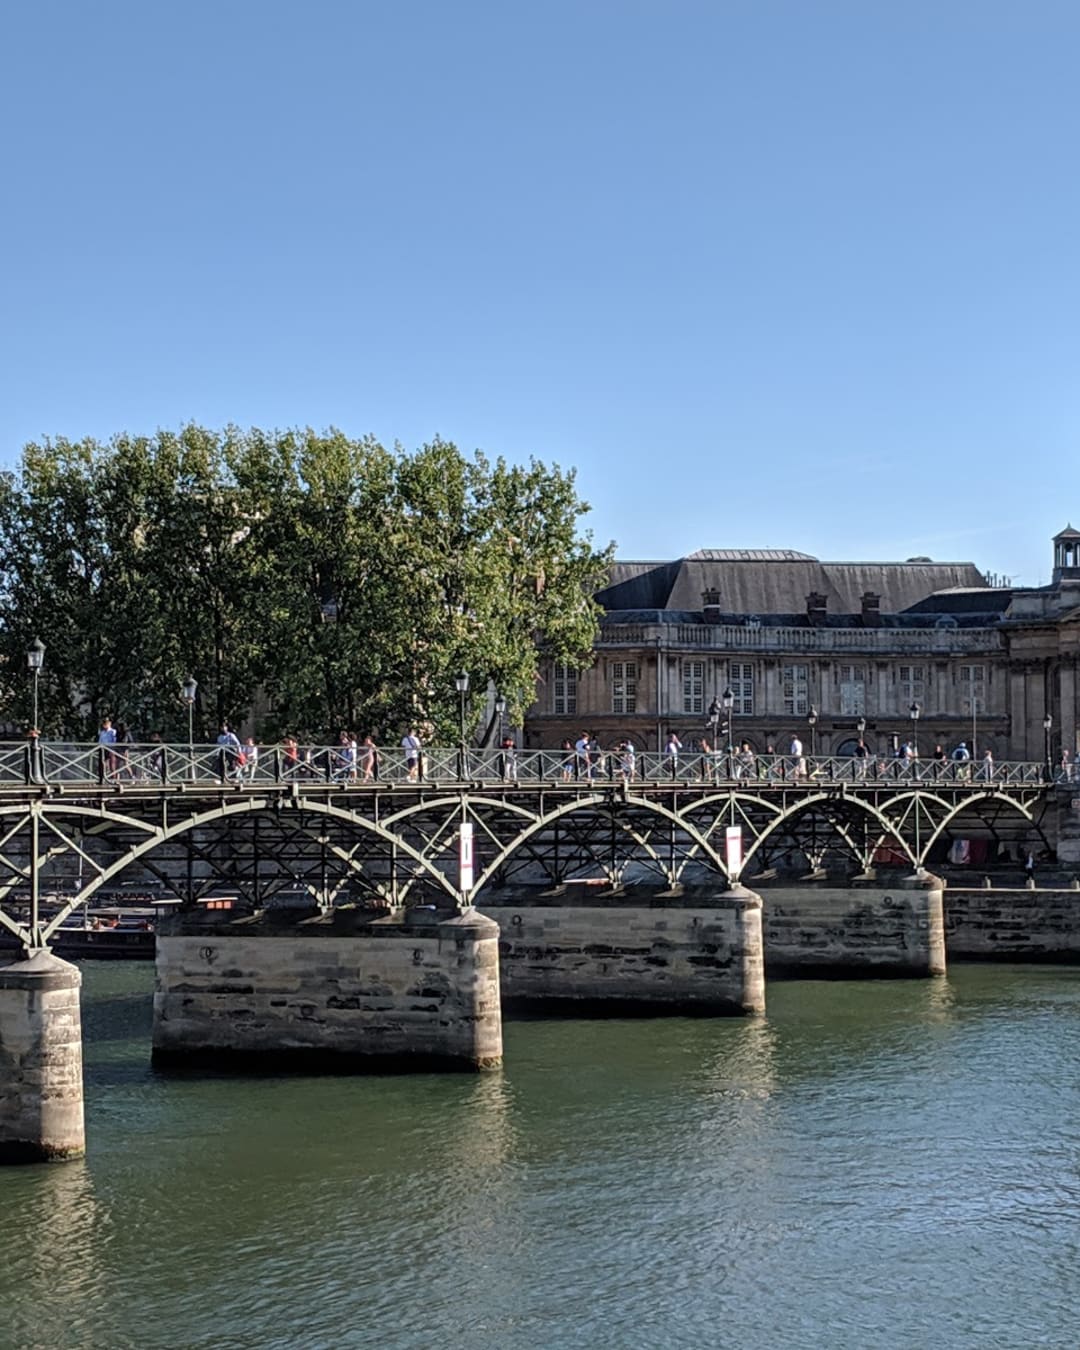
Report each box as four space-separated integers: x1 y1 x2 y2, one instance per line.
574 732 590 781
401 729 422 781
790 734 805 779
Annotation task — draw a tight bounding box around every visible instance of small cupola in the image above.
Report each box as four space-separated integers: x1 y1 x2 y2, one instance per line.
1053 525 1080 584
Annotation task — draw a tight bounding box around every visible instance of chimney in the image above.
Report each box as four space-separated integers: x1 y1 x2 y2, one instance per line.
860 591 881 628
702 588 722 625
806 591 828 627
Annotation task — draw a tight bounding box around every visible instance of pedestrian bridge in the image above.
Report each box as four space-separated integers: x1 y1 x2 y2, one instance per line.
0 741 1063 952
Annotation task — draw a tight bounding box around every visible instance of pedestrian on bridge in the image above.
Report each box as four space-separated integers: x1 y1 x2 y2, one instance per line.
98 717 118 781
664 732 682 778
952 741 972 780
402 728 422 782
359 736 378 782
217 723 241 783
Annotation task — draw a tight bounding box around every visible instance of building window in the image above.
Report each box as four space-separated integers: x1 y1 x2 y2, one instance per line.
728 662 754 716
898 664 925 707
682 661 704 715
837 664 866 716
611 662 637 714
959 664 986 712
782 664 809 715
553 664 576 715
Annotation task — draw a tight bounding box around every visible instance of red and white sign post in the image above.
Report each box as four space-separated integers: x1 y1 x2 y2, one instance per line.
458 821 474 901
725 825 743 883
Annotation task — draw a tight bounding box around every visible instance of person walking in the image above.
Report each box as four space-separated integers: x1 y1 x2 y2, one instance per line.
359 736 378 782
401 728 422 782
98 717 118 781
574 731 590 781
217 722 241 783
664 732 682 778
951 741 971 780
790 733 805 780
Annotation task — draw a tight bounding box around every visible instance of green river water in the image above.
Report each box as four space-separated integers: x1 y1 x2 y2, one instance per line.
2 962 1079 1350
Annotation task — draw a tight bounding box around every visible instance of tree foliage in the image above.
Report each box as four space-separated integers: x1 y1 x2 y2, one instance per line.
0 427 611 742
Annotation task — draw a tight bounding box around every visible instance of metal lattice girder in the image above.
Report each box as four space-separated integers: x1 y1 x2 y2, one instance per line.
0 776 1056 950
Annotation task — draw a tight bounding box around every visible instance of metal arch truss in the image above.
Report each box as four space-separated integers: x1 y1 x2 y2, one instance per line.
0 778 1057 950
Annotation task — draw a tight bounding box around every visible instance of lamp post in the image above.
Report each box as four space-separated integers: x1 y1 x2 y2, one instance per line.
909 700 920 758
707 697 721 750
968 695 979 761
1044 711 1053 781
182 676 198 779
722 685 735 749
455 672 469 779
495 694 507 745
807 705 818 758
27 638 45 731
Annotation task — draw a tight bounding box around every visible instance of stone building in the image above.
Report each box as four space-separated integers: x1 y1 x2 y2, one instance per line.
524 529 1080 766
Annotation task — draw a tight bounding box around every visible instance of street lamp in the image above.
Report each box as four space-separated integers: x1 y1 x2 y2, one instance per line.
807 705 818 758
967 695 979 761
707 697 721 751
495 693 507 745
1044 711 1053 781
26 638 45 731
722 685 735 750
909 700 921 757
455 672 469 778
181 676 198 778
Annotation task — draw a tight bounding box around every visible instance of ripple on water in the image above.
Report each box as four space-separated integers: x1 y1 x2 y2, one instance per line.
5 963 1080 1348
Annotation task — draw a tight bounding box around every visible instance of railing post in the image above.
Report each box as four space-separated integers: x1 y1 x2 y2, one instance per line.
97 746 106 786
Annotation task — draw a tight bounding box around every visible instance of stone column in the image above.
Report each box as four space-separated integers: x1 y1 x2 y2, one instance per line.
0 951 84 1163
1009 666 1028 760
1061 661 1078 760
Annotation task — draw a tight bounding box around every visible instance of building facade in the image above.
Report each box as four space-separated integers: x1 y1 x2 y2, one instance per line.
525 530 1080 767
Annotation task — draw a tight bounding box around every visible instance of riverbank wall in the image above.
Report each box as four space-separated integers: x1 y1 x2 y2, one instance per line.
944 884 1080 961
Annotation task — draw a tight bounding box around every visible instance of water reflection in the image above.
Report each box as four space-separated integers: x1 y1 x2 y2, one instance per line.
4 963 1080 1349
0 1162 107 1348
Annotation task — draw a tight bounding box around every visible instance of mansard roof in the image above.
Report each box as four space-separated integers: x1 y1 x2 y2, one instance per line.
596 551 988 616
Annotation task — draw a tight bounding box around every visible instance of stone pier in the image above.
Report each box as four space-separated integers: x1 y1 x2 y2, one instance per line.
153 905 502 1071
0 951 85 1163
759 873 947 977
479 885 765 1015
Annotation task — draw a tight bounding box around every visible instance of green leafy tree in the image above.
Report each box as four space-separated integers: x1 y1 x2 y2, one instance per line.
0 426 612 744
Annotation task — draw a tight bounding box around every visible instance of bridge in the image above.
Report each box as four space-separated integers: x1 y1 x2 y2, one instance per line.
0 740 1062 953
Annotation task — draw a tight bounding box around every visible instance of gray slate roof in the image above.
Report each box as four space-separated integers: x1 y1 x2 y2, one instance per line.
596 553 989 616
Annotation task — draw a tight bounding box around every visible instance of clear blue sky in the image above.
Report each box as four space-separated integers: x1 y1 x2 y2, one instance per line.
3 1 1077 587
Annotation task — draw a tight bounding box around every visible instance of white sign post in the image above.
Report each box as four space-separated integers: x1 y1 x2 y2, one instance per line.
725 825 743 883
458 821 474 900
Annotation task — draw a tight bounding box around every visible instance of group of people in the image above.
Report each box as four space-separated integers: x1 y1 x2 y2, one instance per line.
561 732 637 782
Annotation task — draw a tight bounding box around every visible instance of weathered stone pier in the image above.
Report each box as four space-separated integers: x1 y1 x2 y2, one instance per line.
153 904 503 1071
0 951 85 1163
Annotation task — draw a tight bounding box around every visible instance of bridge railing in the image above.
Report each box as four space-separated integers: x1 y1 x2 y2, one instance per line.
2 741 1065 788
